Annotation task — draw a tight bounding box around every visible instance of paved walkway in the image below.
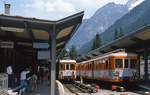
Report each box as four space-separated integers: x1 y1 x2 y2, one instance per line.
24 84 50 95
24 83 61 95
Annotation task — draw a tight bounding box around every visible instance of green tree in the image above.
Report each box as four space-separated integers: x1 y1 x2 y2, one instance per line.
119 27 124 37
91 33 101 50
114 29 119 40
69 45 78 60
59 49 67 59
114 28 124 40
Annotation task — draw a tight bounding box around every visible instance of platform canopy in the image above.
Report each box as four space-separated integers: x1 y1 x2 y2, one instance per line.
0 11 84 55
78 25 150 62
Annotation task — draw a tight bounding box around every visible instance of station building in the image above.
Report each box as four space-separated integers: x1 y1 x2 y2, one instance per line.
0 11 84 95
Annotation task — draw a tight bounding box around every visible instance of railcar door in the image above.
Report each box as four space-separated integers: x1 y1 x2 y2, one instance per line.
114 58 124 79
123 58 138 80
123 58 131 77
70 63 75 79
92 61 94 79
130 59 138 79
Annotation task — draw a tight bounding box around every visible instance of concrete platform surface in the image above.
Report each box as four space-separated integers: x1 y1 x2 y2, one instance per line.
24 84 50 95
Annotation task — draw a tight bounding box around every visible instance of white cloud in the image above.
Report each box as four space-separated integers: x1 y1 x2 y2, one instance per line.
2 0 128 20
45 0 75 13
66 0 128 18
29 0 76 13
18 0 76 20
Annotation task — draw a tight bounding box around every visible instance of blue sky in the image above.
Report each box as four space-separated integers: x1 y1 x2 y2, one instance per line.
0 0 128 20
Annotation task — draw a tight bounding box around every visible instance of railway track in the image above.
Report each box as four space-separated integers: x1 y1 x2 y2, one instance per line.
128 84 150 95
82 80 149 95
62 80 149 95
63 81 97 95
64 84 82 95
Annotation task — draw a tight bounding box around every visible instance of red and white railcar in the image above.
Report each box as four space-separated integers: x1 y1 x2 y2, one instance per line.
59 59 76 80
76 50 139 83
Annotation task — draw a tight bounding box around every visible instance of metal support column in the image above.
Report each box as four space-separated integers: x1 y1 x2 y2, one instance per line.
138 53 141 79
144 48 148 81
50 25 56 95
4 48 7 71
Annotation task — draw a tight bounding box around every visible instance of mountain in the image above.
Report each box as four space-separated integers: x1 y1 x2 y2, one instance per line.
126 0 145 10
98 0 149 45
67 0 145 54
67 3 128 50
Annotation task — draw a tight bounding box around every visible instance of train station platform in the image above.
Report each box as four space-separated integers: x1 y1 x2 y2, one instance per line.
23 80 64 95
24 84 50 95
56 80 75 95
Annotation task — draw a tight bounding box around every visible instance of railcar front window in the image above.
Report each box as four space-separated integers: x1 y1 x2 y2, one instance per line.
130 59 137 68
70 64 74 70
115 59 123 68
125 59 129 68
66 64 69 70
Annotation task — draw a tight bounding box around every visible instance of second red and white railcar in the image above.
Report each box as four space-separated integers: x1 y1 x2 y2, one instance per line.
76 50 139 83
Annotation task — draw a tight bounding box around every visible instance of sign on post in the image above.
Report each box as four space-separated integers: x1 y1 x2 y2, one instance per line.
0 41 14 48
37 50 50 60
33 43 49 49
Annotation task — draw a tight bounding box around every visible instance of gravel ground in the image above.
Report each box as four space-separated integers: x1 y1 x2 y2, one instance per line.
63 89 141 95
71 90 141 95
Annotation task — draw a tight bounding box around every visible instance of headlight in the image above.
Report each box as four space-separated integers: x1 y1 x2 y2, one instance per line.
114 71 119 76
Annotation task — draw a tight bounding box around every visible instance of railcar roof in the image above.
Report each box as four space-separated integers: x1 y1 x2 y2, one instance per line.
78 52 138 64
59 59 76 63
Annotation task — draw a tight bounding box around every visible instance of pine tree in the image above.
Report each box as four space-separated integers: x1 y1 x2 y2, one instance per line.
114 28 124 40
59 49 67 59
114 29 119 40
69 45 78 60
91 33 101 50
118 27 124 37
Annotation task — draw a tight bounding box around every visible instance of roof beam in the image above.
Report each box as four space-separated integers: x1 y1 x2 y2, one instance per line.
56 11 84 25
0 15 55 25
24 21 34 42
0 34 47 43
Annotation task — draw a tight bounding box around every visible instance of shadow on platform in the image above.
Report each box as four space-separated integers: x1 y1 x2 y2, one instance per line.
24 84 50 95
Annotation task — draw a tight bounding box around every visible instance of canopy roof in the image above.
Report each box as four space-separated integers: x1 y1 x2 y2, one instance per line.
78 25 150 62
0 11 84 55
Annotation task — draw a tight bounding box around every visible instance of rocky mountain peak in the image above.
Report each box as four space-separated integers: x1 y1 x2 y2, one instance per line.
126 0 145 10
67 0 146 54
